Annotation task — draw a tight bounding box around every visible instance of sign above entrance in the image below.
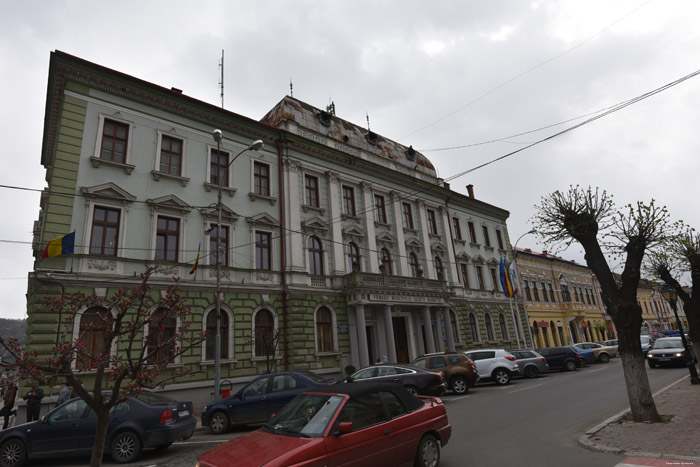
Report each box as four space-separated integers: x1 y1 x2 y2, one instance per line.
368 293 446 304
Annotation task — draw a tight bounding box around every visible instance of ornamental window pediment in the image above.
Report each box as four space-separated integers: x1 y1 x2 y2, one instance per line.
80 182 136 203
147 194 191 214
247 212 280 229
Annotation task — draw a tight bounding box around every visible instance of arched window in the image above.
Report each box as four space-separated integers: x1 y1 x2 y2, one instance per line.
380 248 393 275
146 308 177 364
499 313 509 341
308 237 324 275
484 313 495 341
346 242 361 272
205 309 229 361
315 307 334 353
255 309 275 357
449 309 461 343
469 313 480 343
409 253 421 278
434 257 444 280
550 320 558 345
77 307 110 370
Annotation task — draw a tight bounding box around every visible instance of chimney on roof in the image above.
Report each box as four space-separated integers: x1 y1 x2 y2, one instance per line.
466 184 474 198
171 87 183 94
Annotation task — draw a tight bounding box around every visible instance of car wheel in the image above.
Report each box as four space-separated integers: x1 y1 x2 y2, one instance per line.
450 376 469 395
415 434 440 467
598 353 610 363
405 385 420 396
110 431 142 464
648 360 657 368
493 369 510 385
564 360 577 372
524 365 539 379
209 411 231 434
155 442 174 450
0 438 27 467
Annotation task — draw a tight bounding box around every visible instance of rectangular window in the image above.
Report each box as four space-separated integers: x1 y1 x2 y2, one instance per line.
540 281 548 302
524 280 532 301
452 218 462 240
208 224 229 266
475 266 485 290
305 175 319 207
210 149 229 186
375 194 387 223
254 161 270 196
342 186 356 216
402 203 414 229
532 282 540 301
156 216 179 262
100 119 129 163
255 231 271 270
468 221 478 244
490 267 499 291
482 226 491 247
561 284 571 302
160 135 183 176
548 283 556 302
427 209 438 235
496 229 505 250
460 263 470 288
90 206 120 256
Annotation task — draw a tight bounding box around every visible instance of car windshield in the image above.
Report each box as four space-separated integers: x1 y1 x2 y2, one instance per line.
653 339 682 349
263 394 344 438
136 392 177 405
640 336 651 344
295 370 329 382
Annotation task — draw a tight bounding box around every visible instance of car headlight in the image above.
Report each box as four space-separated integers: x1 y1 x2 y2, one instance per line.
675 353 684 357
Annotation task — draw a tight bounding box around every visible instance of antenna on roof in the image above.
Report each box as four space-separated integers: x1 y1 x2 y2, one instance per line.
326 101 335 116
366 112 370 131
290 78 293 97
218 50 224 108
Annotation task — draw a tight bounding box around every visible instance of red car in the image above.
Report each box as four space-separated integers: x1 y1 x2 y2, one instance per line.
197 381 451 467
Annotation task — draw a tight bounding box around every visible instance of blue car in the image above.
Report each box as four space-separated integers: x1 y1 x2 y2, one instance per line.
0 392 195 466
570 345 597 365
202 371 334 434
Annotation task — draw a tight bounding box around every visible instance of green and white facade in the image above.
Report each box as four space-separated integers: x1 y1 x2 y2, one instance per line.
29 51 532 398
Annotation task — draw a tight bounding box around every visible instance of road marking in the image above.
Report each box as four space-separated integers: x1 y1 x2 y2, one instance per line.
175 440 231 445
507 384 543 394
447 395 470 402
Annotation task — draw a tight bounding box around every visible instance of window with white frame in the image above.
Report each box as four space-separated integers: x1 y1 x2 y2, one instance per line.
308 236 324 275
255 231 272 270
159 134 185 176
100 119 130 163
452 217 462 240
402 202 414 229
208 224 229 266
469 312 480 342
315 306 336 353
90 206 120 256
380 248 393 275
254 308 276 357
342 185 356 216
305 174 320 207
76 307 111 370
210 148 230 186
409 253 421 278
468 221 478 244
204 308 231 361
460 263 470 288
346 242 361 272
427 209 438 235
254 161 270 196
155 216 180 262
499 313 509 340
375 194 387 223
482 226 491 247
485 313 495 341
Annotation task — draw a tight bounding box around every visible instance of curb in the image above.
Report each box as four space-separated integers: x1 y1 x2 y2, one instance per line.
578 375 700 462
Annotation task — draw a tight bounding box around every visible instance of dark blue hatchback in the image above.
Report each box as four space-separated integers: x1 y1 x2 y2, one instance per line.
202 371 334 434
0 392 195 466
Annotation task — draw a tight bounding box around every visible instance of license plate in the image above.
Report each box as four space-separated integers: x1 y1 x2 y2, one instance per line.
179 410 190 417
657 357 670 361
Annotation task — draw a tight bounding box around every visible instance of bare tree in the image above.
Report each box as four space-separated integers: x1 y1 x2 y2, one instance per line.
533 186 674 422
0 268 205 467
649 229 700 363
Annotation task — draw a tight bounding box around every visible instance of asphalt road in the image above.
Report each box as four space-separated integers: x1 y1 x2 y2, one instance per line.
439 358 687 467
25 359 687 466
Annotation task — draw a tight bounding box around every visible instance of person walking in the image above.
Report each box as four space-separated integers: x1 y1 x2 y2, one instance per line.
23 385 44 422
0 382 18 429
57 382 72 406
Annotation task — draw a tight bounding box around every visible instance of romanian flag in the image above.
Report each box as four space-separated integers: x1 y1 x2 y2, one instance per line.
499 258 515 298
189 244 200 275
40 232 75 261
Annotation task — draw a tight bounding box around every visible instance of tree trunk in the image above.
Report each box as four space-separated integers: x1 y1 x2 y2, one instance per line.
616 322 658 422
691 337 700 366
90 410 111 467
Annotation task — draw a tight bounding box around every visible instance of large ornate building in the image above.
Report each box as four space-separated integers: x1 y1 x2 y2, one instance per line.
28 51 530 397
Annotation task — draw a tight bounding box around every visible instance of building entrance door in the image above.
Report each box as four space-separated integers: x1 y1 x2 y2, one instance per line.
392 317 410 363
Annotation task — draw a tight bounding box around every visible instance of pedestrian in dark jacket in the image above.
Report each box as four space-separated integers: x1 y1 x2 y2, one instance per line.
0 382 18 429
57 382 72 406
23 385 44 422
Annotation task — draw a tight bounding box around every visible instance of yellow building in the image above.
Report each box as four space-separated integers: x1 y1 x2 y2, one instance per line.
637 278 681 332
513 248 613 348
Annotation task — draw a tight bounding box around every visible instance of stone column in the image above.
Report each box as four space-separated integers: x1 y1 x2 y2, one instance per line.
355 304 370 368
360 182 379 273
383 305 397 363
443 308 456 352
284 159 304 271
422 306 436 353
390 191 408 276
439 206 459 284
417 200 435 279
327 171 345 274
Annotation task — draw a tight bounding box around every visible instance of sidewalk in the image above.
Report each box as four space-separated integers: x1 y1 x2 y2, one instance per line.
579 375 700 462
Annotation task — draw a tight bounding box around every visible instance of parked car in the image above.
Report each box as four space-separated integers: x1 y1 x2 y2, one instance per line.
640 335 654 356
573 342 616 363
602 339 618 352
202 371 335 434
509 349 549 378
647 337 689 368
348 364 446 396
0 392 195 466
197 382 452 467
650 330 666 339
537 346 581 371
411 352 479 394
463 349 519 385
570 346 596 366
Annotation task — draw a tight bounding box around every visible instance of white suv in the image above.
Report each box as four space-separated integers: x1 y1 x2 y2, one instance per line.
463 349 520 385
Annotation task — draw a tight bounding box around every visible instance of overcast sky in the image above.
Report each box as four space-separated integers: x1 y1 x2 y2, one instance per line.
1 1 699 320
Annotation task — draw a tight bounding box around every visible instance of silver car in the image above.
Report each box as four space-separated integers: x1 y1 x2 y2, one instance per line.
509 349 550 378
647 337 687 368
463 349 520 385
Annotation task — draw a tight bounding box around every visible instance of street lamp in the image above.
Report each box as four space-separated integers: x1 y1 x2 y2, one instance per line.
213 129 263 399
512 229 536 348
660 284 700 385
